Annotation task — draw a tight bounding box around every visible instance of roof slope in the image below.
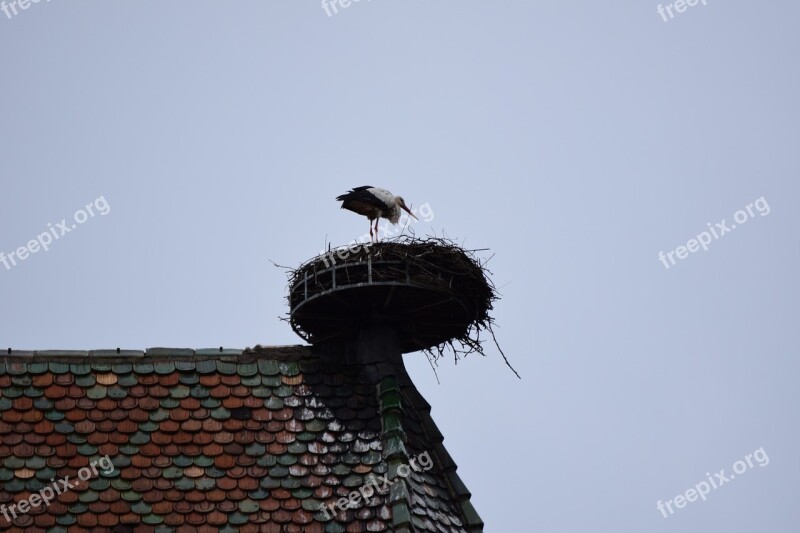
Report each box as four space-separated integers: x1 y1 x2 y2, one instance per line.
0 347 482 532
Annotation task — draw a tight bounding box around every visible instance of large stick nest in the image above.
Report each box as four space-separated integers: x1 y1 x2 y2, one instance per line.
283 236 519 378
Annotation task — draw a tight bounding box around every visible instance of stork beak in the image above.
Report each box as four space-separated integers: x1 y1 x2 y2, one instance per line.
402 205 418 220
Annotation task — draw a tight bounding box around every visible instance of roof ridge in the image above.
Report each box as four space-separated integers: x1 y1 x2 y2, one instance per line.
0 345 312 363
377 375 414 533
399 384 485 532
376 375 484 533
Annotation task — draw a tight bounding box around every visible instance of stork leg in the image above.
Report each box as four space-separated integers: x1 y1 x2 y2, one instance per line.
374 219 380 242
369 220 374 243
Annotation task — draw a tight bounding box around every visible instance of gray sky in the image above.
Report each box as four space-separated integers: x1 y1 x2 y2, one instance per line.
1 1 798 531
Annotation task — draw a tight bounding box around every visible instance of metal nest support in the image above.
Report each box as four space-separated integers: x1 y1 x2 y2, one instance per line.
283 236 518 377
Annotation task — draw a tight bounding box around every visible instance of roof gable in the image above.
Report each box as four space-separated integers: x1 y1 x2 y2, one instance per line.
0 347 481 532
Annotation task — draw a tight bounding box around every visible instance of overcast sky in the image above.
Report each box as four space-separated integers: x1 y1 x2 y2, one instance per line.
1 2 798 532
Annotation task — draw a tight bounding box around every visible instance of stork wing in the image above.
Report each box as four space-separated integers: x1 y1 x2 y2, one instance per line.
336 186 388 211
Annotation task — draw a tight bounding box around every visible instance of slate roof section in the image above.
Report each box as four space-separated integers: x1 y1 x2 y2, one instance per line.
0 347 482 532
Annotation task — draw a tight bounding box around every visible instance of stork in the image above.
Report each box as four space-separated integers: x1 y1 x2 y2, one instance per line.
336 186 418 242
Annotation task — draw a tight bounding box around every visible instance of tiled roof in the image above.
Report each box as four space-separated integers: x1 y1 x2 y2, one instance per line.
0 347 482 533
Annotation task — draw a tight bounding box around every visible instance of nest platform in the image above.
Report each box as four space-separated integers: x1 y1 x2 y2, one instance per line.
288 238 494 354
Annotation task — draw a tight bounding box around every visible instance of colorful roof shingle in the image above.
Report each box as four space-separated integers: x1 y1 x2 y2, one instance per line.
0 346 482 532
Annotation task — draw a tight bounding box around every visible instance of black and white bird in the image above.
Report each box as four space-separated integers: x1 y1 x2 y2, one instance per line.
336 186 418 242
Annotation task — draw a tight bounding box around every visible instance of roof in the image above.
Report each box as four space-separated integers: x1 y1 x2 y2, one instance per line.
0 346 483 532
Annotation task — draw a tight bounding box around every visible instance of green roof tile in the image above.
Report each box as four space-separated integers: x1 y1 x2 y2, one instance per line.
44 409 65 421
133 363 154 374
174 361 196 372
68 503 88 515
163 467 183 479
48 362 71 374
274 385 294 398
170 385 190 399
36 467 56 481
142 513 164 524
117 374 138 387
216 361 236 375
69 363 91 375
238 499 259 513
56 514 77 526
252 386 272 398
201 397 220 408
27 362 49 374
196 360 217 374
129 431 151 445
195 477 215 490
287 442 307 454
77 444 97 455
260 477 281 489
4 479 24 491
23 386 44 398
173 456 192 467
78 490 99 503
90 478 111 491
191 385 210 399
3 387 22 398
131 501 151 515
160 397 180 409
237 363 257 377
154 362 175 375
66 433 87 444
111 363 133 373
249 487 270 500
276 456 296 467
262 375 282 387
111 479 132 491
292 486 315 499
265 397 284 410
5 457 24 468
227 512 249 525
54 422 74 434
86 386 107 399
25 456 46 469
179 373 199 385
108 386 128 400
279 361 300 376
193 456 214 467
209 407 230 420
281 477 302 490
206 467 226 479
258 359 280 375
174 477 194 491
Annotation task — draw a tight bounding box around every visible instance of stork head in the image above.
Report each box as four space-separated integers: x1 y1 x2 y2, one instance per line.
395 196 419 220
